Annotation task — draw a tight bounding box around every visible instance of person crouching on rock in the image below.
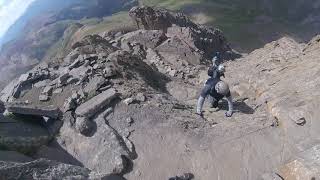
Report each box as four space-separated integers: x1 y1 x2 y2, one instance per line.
196 79 233 117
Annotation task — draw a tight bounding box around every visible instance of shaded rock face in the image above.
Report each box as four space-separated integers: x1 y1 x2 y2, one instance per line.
129 6 196 31
0 159 90 180
129 6 235 61
0 151 33 163
0 115 51 154
5 102 62 119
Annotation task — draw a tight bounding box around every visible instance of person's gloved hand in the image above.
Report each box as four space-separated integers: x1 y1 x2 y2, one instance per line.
196 111 204 117
225 111 233 117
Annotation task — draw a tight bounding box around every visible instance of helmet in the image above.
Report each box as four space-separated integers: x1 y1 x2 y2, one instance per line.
215 52 220 57
217 65 225 73
215 81 229 96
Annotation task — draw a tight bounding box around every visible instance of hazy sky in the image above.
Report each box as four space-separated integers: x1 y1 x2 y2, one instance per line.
0 0 36 39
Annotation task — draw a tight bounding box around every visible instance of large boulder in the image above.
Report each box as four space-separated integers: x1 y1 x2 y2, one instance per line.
120 30 166 49
75 88 117 119
129 6 236 62
6 102 62 119
129 6 196 31
57 109 133 175
0 159 91 180
155 36 203 65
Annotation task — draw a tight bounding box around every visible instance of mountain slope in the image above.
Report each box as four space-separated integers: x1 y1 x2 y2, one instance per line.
140 0 320 51
1 7 320 180
0 0 137 89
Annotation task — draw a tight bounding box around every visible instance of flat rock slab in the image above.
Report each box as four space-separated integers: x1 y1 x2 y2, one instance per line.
5 102 62 119
0 159 90 180
75 88 117 118
0 116 51 153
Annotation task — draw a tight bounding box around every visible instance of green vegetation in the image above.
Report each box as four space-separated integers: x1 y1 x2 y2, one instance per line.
81 11 134 36
139 0 202 10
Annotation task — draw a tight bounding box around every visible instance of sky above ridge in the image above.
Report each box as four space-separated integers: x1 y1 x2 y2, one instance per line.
0 0 36 39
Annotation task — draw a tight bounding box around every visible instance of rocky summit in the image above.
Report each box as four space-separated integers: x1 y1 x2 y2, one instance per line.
0 5 320 180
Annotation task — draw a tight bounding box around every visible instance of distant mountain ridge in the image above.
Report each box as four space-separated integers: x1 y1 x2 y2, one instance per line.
0 0 86 48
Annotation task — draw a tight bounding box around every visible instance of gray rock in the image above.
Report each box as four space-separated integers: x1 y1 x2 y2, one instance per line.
6 102 62 119
69 65 90 78
63 111 76 126
75 117 95 136
123 98 134 105
57 112 131 175
84 76 106 96
58 73 71 86
39 94 49 102
43 86 53 95
129 6 237 61
33 80 48 88
103 62 117 78
12 70 50 98
155 36 203 65
75 88 117 119
68 56 83 70
64 50 80 65
53 88 63 94
67 77 79 85
0 159 90 180
120 30 166 49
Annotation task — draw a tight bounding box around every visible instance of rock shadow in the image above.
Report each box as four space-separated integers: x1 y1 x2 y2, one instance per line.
117 54 171 94
219 99 255 114
39 140 85 167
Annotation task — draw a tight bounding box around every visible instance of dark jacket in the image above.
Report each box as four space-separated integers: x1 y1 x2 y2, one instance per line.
201 78 231 100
